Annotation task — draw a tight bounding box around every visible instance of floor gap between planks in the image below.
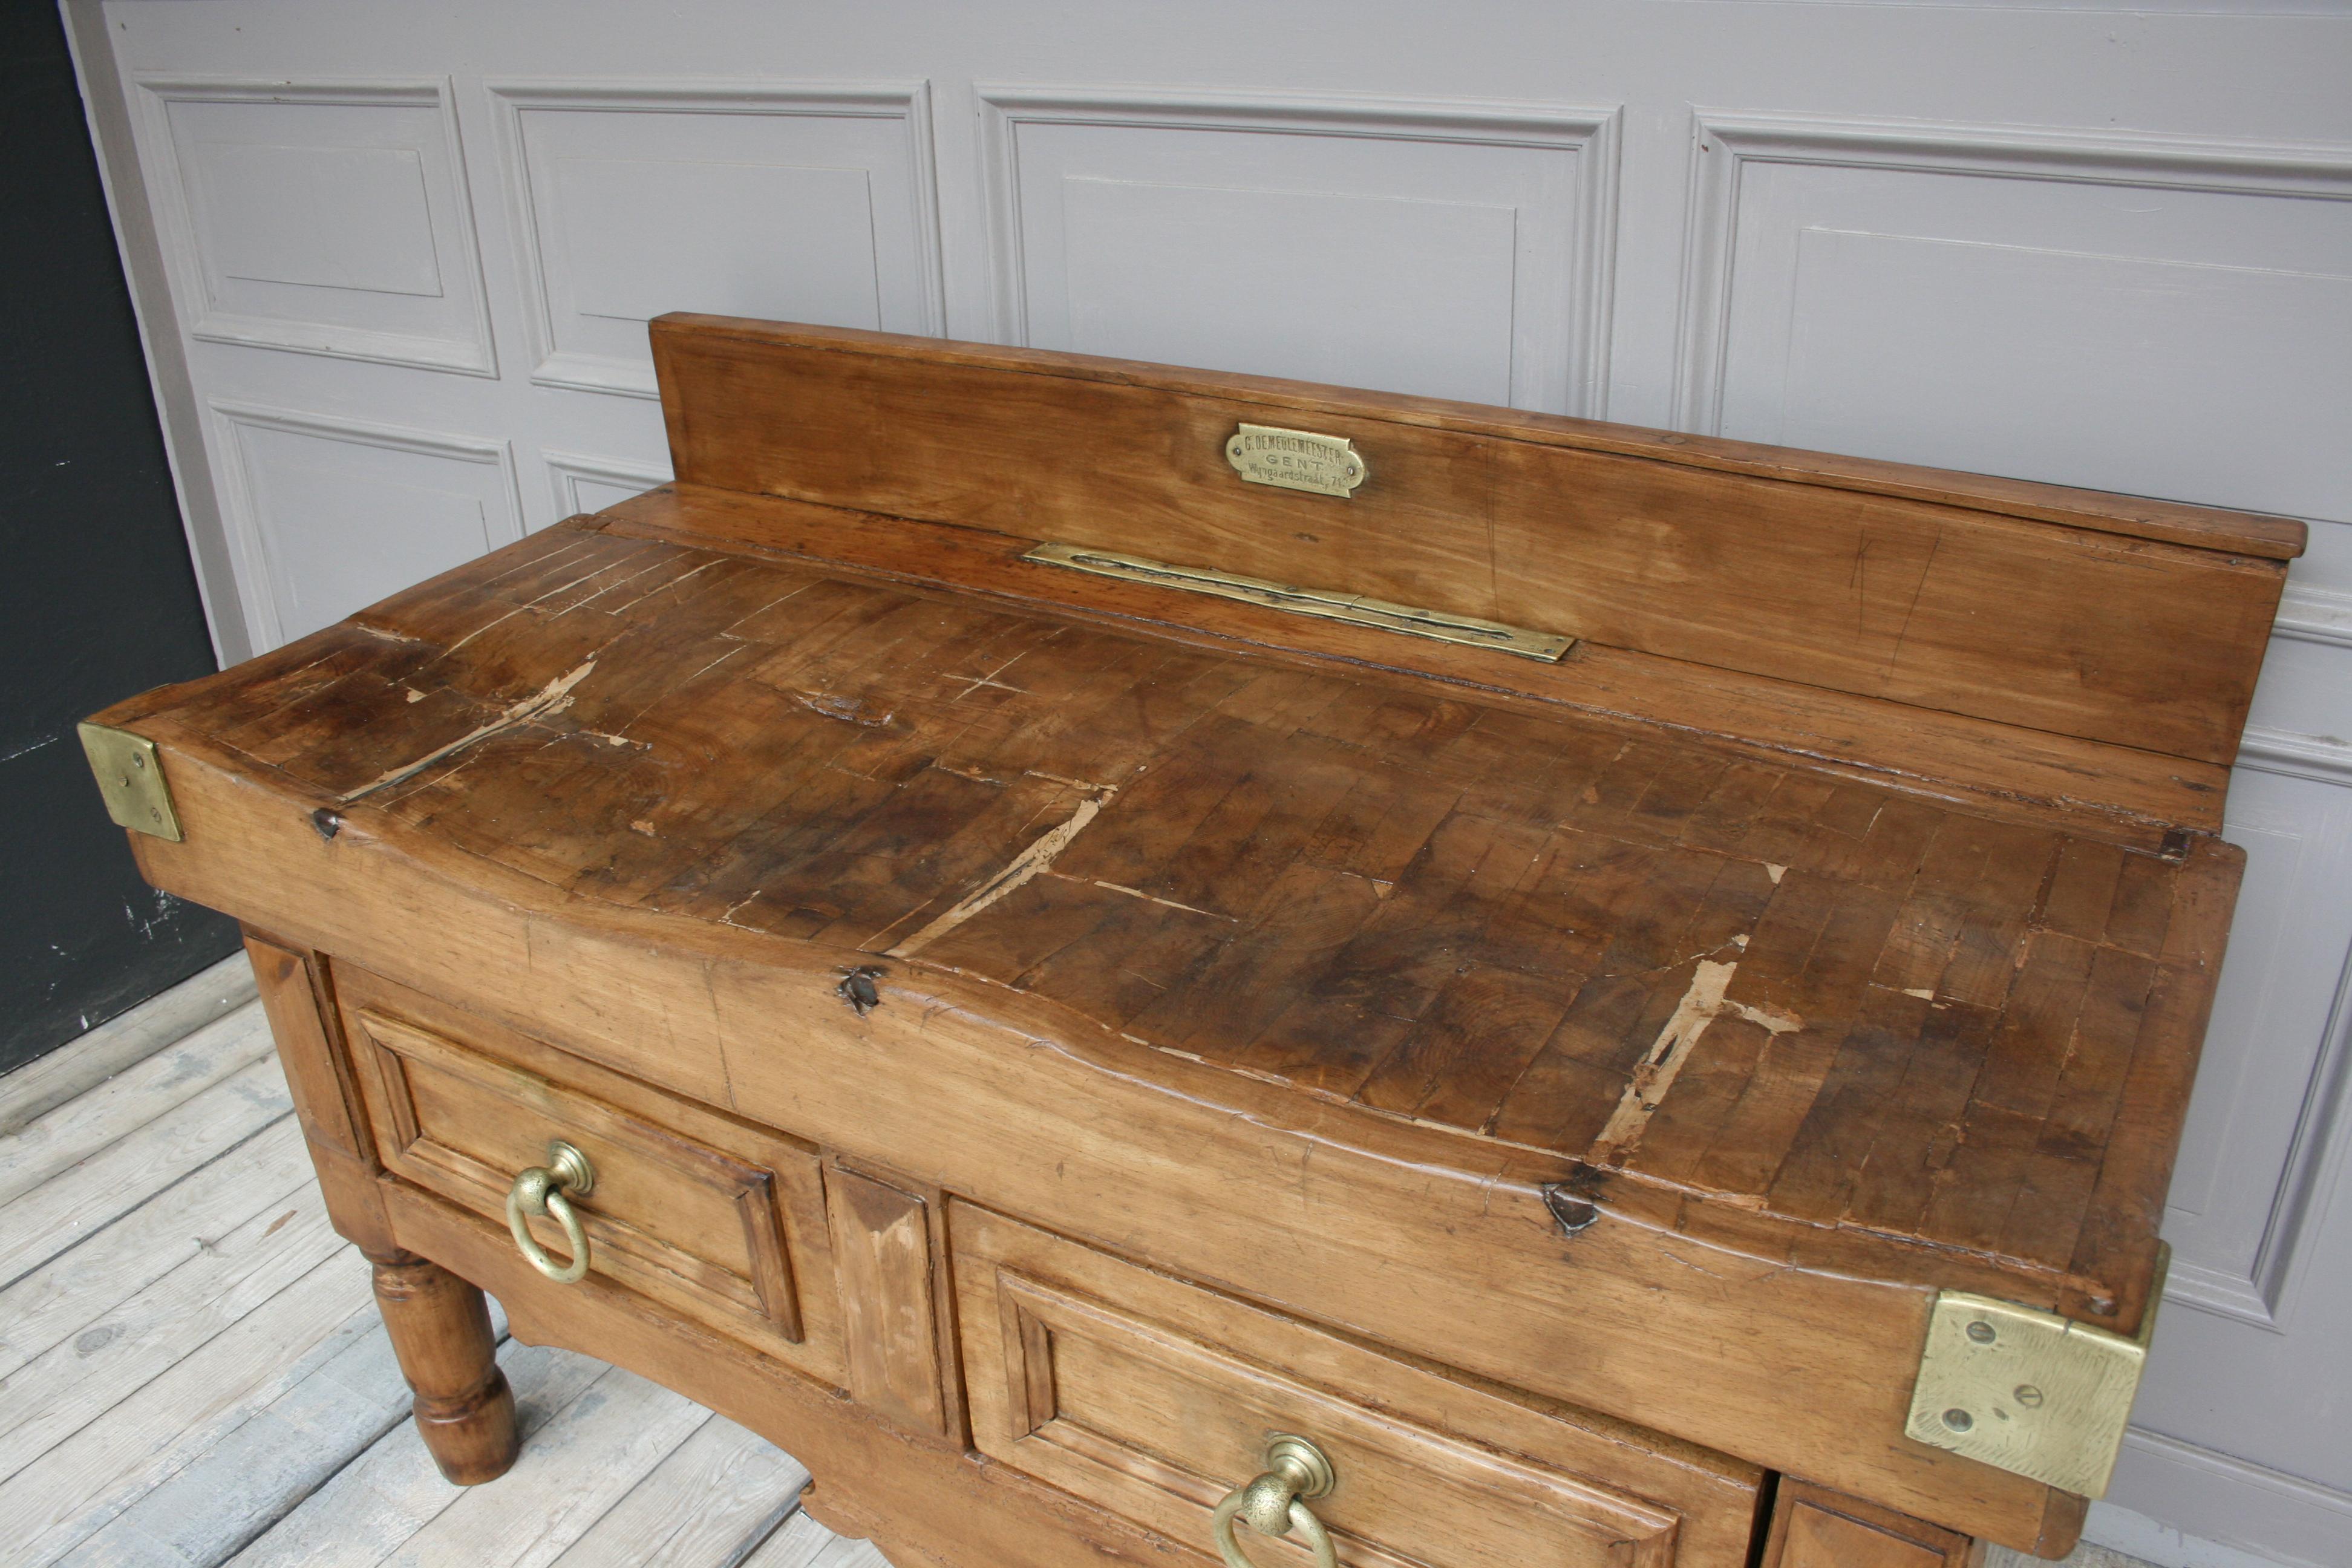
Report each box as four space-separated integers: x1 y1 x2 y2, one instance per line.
0 954 887 1568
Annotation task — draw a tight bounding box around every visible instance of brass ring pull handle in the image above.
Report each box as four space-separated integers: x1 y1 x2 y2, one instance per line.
504 1140 596 1284
1211 1434 1339 1568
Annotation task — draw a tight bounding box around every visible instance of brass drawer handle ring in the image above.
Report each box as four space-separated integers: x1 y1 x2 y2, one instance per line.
1212 1434 1339 1568
505 1140 596 1284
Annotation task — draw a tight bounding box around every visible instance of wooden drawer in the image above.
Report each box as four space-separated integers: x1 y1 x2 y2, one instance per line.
952 1204 1762 1568
337 966 844 1383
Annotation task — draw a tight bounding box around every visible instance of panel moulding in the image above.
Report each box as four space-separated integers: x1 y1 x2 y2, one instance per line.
2101 1426 2352 1568
542 450 673 526
976 85 1622 418
2272 583 2352 652
485 79 946 399
129 74 497 377
207 399 523 651
1672 111 2352 434
2170 720 2352 1333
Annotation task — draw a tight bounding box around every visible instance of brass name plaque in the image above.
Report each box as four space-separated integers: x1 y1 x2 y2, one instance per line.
1224 424 1367 498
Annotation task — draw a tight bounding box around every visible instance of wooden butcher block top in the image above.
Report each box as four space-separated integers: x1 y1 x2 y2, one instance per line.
145 508 2226 1319
96 319 2299 1539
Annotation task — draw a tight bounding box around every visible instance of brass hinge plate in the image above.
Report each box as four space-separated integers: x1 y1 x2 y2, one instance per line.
1023 543 1575 663
1905 1246 2167 1498
78 722 183 842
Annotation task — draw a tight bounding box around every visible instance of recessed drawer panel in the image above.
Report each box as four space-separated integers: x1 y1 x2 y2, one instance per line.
952 1203 1761 1568
338 967 842 1382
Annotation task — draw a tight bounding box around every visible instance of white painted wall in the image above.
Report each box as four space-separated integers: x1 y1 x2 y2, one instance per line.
61 4 2352 1563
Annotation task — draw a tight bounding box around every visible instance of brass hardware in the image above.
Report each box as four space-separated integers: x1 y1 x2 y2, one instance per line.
1224 424 1368 498
77 722 182 842
1024 543 1574 663
505 1140 596 1284
1905 1244 2169 1497
1211 1434 1339 1568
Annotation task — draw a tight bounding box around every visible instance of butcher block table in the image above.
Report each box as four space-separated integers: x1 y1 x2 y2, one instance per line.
83 316 2302 1568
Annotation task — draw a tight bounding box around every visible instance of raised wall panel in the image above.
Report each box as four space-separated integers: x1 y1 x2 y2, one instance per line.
131 77 494 375
2161 748 2352 1325
1677 115 2352 586
489 82 945 398
979 89 1620 416
543 451 671 521
210 402 521 650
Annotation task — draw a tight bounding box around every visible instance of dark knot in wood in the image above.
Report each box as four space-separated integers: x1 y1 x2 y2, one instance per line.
310 807 343 841
836 965 886 1016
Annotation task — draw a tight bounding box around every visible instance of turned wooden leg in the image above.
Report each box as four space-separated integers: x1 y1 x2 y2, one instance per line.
366 1247 519 1484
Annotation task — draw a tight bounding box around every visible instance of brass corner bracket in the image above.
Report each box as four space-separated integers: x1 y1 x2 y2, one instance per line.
1905 1246 2168 1498
78 721 183 842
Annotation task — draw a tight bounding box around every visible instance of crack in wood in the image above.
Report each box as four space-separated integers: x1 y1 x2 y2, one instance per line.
335 659 598 805
884 789 1119 959
1589 946 1802 1166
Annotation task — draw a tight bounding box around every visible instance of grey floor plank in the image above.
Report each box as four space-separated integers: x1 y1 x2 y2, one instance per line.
54 1313 414 1568
384 1365 716 1568
0 1056 292 1285
0 1002 273 1209
547 1416 808 1568
738 1513 890 1568
0 1181 341 1480
227 1342 607 1568
0 956 258 1138
1 1249 375 1567
0 1118 312 1380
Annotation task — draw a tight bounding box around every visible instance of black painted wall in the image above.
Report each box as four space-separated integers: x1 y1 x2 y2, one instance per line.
0 6 237 1073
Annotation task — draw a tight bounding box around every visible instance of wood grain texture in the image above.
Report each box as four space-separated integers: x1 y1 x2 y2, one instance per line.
1 1247 375 1566
88 318 2283 1563
546 1416 805 1568
650 316 2295 763
365 1249 518 1485
0 1052 292 1284
596 483 2232 843
246 933 393 1252
0 954 256 1138
824 1165 949 1437
229 1338 614 1568
58 1299 413 1568
0 1117 312 1382
0 1177 341 1483
116 724 2088 1550
1 1022 851 1568
109 521 2233 1330
397 1184 1214 1568
1763 1481 1984 1568
652 315 2305 561
955 1201 1761 1568
335 965 843 1377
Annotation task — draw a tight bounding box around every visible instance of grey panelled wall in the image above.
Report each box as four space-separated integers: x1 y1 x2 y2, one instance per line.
59 2 2352 1564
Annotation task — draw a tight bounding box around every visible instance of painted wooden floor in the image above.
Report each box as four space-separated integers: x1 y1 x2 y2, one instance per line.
1 955 2163 1568
0 956 885 1568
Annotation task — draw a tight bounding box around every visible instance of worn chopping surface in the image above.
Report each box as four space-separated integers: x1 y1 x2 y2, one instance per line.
145 520 2227 1307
